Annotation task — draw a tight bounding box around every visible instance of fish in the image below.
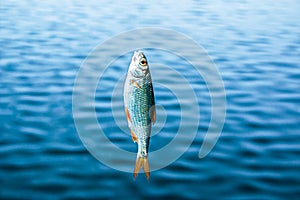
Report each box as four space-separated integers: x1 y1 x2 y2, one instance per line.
124 50 156 180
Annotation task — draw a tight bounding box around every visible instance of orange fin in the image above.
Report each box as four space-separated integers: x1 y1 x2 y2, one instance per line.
131 130 138 143
150 105 156 125
125 107 132 123
132 80 142 90
133 156 150 180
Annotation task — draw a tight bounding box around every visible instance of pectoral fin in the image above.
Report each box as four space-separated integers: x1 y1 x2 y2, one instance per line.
132 80 141 90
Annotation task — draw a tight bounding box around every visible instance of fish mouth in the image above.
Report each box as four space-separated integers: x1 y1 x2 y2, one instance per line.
134 50 145 58
134 51 146 62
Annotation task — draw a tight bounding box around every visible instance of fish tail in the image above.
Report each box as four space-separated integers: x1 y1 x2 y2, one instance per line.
133 155 150 180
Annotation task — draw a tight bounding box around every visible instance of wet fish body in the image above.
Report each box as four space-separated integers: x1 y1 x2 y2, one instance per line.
124 51 156 180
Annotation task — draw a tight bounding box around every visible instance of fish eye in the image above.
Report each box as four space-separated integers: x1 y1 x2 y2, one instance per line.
140 58 147 66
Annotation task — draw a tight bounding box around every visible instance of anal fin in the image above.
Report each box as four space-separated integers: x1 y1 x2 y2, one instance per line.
131 130 138 143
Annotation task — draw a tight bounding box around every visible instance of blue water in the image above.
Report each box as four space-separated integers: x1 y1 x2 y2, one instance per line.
1 0 300 199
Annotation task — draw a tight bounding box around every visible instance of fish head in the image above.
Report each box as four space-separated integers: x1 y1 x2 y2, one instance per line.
129 50 149 78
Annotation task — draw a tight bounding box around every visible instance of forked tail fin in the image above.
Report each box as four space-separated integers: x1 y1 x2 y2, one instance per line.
133 155 150 180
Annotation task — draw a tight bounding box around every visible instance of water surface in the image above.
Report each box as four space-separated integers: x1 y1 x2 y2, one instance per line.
1 0 300 199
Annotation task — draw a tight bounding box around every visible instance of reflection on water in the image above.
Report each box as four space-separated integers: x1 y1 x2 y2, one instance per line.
1 0 300 199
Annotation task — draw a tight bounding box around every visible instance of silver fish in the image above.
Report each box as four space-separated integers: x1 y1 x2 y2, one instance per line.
124 50 156 180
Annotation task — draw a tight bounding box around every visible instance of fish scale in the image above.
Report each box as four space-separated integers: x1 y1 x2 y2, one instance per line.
127 71 153 156
128 74 153 127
